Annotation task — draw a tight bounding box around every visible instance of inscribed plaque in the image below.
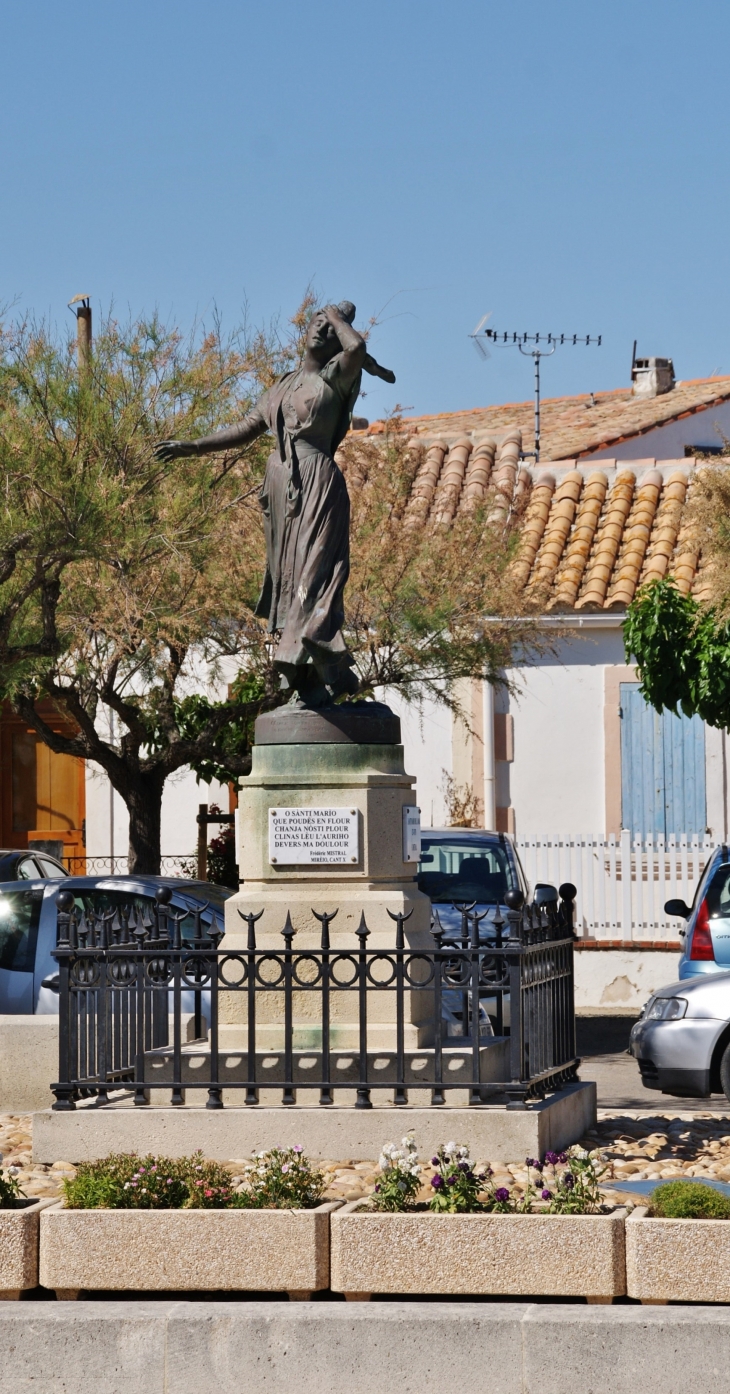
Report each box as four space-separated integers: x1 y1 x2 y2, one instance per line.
269 807 359 865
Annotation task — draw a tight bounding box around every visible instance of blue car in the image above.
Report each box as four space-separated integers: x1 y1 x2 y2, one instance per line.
0 875 233 1014
666 845 730 981
416 829 538 1037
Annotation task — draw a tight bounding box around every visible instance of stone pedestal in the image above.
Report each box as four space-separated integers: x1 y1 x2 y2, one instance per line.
222 703 432 1050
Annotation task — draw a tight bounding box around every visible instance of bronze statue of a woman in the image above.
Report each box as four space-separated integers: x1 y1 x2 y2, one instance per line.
155 302 395 707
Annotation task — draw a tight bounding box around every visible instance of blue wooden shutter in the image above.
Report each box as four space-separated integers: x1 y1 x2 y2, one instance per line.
619 683 706 837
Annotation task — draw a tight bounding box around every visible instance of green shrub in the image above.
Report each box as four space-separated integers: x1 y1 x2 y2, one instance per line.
232 1147 325 1210
63 1152 235 1210
650 1181 730 1219
0 1163 24 1207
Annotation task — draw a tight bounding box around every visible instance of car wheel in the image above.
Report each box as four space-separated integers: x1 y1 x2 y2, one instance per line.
719 1041 730 1104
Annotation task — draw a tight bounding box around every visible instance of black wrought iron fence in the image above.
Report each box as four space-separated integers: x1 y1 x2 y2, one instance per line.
51 886 579 1112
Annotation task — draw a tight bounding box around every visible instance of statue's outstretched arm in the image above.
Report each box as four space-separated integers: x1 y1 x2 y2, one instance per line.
154 403 268 462
363 352 396 385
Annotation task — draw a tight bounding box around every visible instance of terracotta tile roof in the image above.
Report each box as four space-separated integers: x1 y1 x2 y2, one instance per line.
383 429 711 612
364 374 730 460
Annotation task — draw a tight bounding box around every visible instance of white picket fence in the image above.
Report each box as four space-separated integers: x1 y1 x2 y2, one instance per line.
514 833 722 942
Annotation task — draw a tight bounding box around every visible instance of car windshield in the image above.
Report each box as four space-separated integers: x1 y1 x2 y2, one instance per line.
417 837 519 904
706 863 730 918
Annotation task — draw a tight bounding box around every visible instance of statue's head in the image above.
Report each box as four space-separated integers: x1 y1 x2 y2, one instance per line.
306 302 356 364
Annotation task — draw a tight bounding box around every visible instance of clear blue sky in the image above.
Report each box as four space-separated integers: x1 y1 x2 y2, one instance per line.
1 1 728 422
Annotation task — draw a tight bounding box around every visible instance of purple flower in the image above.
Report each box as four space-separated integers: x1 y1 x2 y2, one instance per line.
293 1145 303 1153
374 1184 380 1192
541 1188 552 1201
431 1174 444 1189
458 1161 470 1172
525 1157 536 1168
544 1151 559 1166
563 1172 575 1190
557 1152 568 1165
431 1157 440 1166
495 1187 510 1203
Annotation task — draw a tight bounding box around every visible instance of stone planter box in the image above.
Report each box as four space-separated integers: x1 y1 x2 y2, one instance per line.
626 1205 730 1303
330 1201 627 1300
0 1198 53 1298
39 1201 339 1300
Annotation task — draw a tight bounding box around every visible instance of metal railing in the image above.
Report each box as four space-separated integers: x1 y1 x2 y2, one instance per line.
63 855 197 876
51 887 578 1112
515 832 720 941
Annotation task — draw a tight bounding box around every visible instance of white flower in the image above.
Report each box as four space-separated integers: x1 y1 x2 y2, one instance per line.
458 1146 469 1159
444 1141 456 1155
7 1166 19 1177
410 1166 420 1177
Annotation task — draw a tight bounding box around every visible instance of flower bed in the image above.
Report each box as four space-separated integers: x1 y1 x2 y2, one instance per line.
626 1182 730 1303
330 1137 627 1299
39 1147 338 1299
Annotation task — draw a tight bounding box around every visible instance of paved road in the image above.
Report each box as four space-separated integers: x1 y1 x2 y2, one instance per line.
576 1015 730 1115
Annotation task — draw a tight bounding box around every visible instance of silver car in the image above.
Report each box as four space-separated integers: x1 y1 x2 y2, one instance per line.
630 972 730 1102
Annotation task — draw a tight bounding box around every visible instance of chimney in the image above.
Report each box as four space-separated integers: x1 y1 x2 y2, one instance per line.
631 355 674 398
68 294 92 372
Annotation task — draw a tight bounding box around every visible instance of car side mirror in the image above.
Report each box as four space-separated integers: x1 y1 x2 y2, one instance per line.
664 898 691 919
534 883 559 906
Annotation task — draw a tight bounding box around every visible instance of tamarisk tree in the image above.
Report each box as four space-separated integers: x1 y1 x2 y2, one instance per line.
0 310 278 872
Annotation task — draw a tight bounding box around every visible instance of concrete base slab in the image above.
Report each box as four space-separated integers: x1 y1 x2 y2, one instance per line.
3 1300 730 1394
0 1014 202 1114
32 1081 595 1163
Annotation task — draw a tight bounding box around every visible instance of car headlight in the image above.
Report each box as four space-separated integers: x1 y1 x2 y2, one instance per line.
645 996 688 1021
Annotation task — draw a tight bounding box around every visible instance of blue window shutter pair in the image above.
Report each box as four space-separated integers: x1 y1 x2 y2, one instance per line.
619 683 706 837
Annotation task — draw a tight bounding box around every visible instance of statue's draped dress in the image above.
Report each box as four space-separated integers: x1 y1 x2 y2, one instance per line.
242 353 361 684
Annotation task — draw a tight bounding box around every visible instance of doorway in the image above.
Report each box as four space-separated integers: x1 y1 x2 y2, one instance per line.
0 706 86 869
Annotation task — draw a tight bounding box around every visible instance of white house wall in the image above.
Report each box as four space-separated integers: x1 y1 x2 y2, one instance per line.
385 689 452 829
584 398 730 459
85 762 230 866
507 630 625 835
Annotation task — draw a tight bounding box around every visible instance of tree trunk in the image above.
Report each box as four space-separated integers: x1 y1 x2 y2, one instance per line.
125 774 165 875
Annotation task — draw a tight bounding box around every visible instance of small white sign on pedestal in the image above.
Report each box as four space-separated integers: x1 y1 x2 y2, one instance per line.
269 807 359 865
402 805 421 863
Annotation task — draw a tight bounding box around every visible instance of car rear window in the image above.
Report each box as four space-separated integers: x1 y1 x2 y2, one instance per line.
35 856 67 879
705 863 730 918
0 889 43 971
417 838 519 904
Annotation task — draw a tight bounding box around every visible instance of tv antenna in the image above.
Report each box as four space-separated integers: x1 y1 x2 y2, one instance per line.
470 321 601 461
